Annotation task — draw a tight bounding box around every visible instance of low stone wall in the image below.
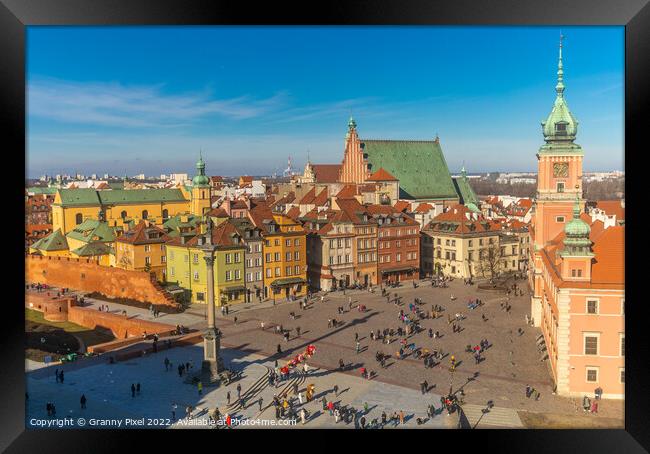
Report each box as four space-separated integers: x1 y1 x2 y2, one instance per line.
25 254 178 308
67 303 174 340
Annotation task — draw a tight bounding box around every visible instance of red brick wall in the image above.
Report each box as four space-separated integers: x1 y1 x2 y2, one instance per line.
25 293 71 322
25 255 175 307
67 303 174 340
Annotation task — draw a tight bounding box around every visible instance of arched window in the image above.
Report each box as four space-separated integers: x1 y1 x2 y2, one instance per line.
201 191 205 199
162 209 169 220
121 210 127 219
142 210 148 220
75 213 83 225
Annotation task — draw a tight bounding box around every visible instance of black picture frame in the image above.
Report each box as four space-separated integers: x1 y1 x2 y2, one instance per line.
2 0 647 451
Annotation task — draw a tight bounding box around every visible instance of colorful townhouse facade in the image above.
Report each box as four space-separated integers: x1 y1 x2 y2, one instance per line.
115 220 170 281
165 219 246 306
248 205 308 300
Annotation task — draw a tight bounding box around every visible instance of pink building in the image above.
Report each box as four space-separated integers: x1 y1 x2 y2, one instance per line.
529 37 624 399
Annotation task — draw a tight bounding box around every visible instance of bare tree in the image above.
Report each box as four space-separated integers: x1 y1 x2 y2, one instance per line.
477 243 504 279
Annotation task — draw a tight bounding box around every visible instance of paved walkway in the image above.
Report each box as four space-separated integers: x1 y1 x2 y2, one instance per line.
26 345 454 429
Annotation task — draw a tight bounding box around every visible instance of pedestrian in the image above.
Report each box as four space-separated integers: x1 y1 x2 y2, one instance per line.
259 397 264 411
198 381 203 395
237 383 242 399
333 384 339 397
227 391 231 405
277 344 282 354
296 326 301 336
131 383 136 398
364 401 369 413
164 357 170 371
525 384 531 398
356 341 361 354
172 403 177 420
260 321 265 330
234 316 238 325
360 416 366 429
136 383 141 395
80 394 86 409
399 410 405 425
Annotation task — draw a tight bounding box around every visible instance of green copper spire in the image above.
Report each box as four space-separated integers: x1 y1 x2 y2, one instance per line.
348 116 357 130
541 34 579 145
561 190 593 256
192 151 210 187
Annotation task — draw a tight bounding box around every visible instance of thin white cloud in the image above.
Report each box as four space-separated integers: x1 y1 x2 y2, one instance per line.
27 77 288 128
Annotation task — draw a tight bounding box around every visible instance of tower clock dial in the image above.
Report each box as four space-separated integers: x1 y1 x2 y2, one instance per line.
553 162 569 178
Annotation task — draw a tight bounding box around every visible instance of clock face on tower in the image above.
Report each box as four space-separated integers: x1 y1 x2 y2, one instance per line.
553 162 569 178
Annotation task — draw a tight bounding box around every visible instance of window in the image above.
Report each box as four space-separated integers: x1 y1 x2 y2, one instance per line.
196 292 205 302
142 210 148 220
145 256 151 265
255 258 262 267
620 368 625 384
274 239 280 246
170 267 175 277
468 252 473 261
286 252 292 261
120 210 127 219
226 271 232 281
468 240 473 247
587 300 598 314
235 270 240 280
234 253 240 263
294 251 300 261
396 253 401 262
193 271 199 281
162 209 168 219
246 258 252 268
586 367 599 383
557 182 565 193
295 265 300 275
445 252 450 260
286 239 291 247
555 122 567 133
620 335 625 357
275 267 280 277
479 239 483 246
556 216 565 223
265 253 272 262
184 255 189 263
266 268 272 278
294 239 299 246
255 271 262 281
274 252 280 261
75 213 83 225
329 256 334 265
144 245 151 252
285 266 291 276
226 254 232 264
584 334 599 355
246 273 252 283
345 254 350 263
572 269 583 277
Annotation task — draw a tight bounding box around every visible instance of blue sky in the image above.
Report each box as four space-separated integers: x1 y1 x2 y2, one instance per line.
26 26 624 178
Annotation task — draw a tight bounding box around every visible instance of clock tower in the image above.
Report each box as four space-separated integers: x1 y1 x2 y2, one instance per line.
533 34 584 250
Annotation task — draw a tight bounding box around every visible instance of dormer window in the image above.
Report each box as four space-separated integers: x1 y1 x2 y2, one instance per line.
555 122 568 134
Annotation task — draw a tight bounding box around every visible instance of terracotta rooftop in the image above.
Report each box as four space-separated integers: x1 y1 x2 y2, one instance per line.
368 167 398 181
594 200 625 221
312 164 341 183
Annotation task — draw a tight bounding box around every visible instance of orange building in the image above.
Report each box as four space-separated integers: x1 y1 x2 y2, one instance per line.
115 220 170 282
529 37 624 399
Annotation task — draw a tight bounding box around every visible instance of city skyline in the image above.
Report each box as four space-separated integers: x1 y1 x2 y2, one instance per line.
27 26 624 177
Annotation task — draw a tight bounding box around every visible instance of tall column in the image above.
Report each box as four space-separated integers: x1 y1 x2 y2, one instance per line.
201 248 225 380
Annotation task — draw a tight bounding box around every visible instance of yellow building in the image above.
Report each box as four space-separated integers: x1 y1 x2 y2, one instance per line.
115 220 170 281
249 205 307 300
165 219 247 306
51 156 212 234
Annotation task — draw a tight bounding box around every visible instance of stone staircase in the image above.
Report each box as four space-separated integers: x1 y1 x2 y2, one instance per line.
460 404 524 428
150 274 181 310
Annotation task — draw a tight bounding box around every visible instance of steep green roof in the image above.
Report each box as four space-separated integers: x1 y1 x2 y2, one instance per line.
27 187 58 195
56 189 101 206
360 140 458 200
163 213 201 232
71 242 112 256
31 229 68 251
452 176 479 206
66 219 116 243
98 189 186 204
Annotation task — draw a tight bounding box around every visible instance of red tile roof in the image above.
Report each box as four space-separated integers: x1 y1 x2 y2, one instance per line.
116 220 169 245
312 188 329 206
393 201 411 213
594 200 625 221
414 203 433 213
368 167 398 181
312 164 341 183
